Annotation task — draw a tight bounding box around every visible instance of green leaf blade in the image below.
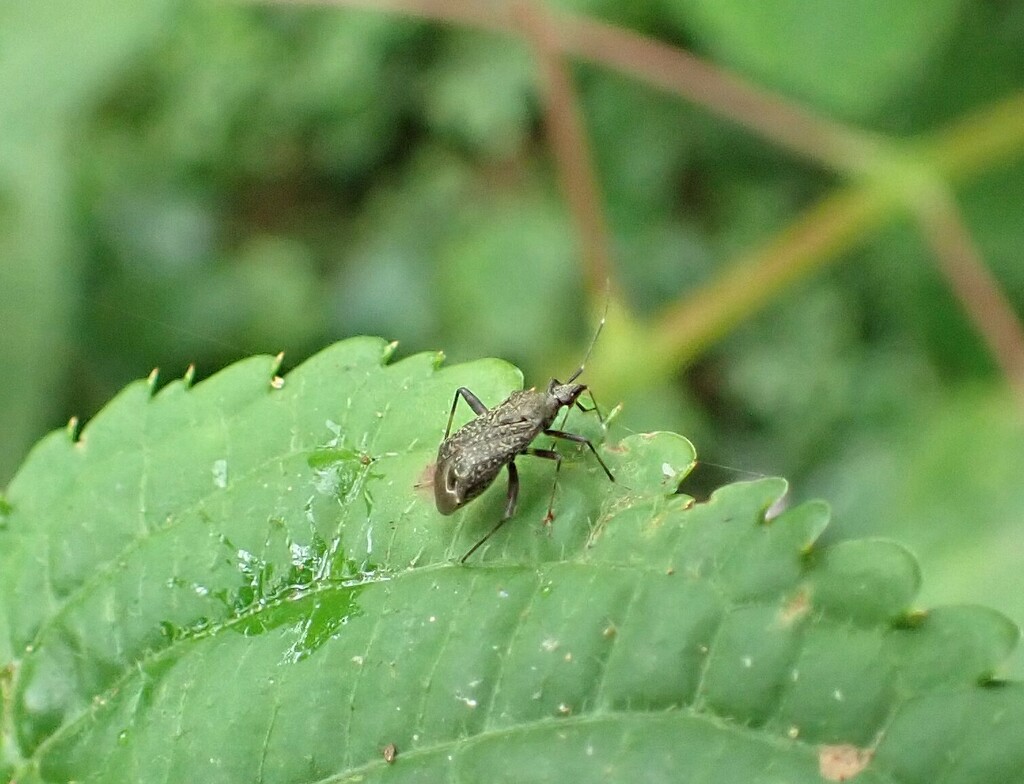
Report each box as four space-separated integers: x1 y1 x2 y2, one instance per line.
3 339 1022 783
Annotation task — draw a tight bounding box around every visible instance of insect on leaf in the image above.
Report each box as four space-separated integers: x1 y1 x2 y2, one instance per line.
0 338 1022 783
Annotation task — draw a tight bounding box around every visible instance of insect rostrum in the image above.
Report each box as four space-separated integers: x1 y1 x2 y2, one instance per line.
434 377 615 562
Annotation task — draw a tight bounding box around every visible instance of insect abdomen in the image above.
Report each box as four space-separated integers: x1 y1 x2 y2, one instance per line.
433 405 540 515
434 446 507 514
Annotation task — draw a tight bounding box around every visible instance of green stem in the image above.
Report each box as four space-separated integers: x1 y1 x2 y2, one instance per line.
625 94 1024 390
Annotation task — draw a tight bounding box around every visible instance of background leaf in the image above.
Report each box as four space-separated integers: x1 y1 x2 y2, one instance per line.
2 341 1022 783
665 0 965 119
0 0 172 482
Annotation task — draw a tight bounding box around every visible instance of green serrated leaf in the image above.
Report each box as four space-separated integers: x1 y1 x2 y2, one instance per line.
1 339 1022 783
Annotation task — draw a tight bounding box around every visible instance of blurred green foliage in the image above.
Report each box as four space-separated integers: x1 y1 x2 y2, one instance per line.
2 0 1024 674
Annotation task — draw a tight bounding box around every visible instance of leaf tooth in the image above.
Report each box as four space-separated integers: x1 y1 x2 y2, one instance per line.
270 351 286 390
270 351 285 377
892 609 929 630
144 367 160 396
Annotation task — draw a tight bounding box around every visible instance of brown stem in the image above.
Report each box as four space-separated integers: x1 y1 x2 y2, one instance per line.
262 0 876 174
913 186 1024 402
514 1 612 297
553 14 877 173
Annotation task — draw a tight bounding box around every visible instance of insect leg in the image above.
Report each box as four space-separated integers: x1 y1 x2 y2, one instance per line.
543 429 615 482
444 387 488 440
572 389 607 423
503 458 521 520
524 447 562 524
460 461 519 563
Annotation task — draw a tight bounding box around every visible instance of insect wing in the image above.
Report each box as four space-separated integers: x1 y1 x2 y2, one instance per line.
434 412 535 514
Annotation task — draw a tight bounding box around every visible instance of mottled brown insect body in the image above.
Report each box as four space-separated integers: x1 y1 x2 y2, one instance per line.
434 383 585 515
434 372 614 562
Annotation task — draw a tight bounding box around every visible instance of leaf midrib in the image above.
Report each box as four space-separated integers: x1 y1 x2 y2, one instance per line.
19 555 774 772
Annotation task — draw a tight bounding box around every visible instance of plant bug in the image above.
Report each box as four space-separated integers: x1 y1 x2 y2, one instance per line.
434 304 615 562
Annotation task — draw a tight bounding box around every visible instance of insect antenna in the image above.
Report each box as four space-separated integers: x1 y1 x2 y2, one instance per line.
676 457 770 503
553 284 613 441
565 283 611 384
